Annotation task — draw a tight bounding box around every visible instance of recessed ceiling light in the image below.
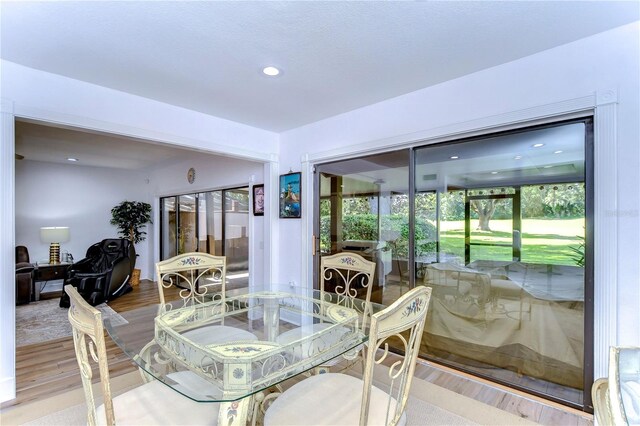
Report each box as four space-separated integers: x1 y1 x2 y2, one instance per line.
543 165 553 168
554 150 563 154
514 155 522 160
491 171 499 174
450 156 459 160
262 66 280 76
532 143 545 148
67 158 79 162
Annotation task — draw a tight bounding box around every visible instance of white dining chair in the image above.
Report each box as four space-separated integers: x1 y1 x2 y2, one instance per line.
264 285 432 426
156 252 258 346
592 346 640 426
65 285 218 426
275 252 376 372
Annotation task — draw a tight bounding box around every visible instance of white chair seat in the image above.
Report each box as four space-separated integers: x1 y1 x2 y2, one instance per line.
182 325 258 366
264 373 406 426
96 378 219 425
184 325 258 345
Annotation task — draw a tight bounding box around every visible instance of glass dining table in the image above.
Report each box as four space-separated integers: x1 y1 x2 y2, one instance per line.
104 285 375 425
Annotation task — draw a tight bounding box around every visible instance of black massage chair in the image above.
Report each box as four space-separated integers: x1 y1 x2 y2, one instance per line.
60 238 135 307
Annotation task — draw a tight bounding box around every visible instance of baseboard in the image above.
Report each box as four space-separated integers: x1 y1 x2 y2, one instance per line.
0 377 16 404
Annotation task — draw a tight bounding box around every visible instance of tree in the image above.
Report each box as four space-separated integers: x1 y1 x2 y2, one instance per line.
471 199 498 231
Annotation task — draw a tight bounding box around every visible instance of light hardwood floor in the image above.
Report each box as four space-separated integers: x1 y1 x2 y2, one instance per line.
2 280 592 425
2 280 181 409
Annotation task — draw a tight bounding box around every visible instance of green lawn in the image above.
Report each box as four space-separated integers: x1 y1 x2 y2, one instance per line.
435 218 585 266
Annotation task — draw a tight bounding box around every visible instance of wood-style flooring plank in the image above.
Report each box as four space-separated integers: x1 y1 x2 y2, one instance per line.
2 280 181 409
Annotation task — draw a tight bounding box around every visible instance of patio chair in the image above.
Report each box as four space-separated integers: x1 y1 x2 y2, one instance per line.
65 285 217 426
264 285 432 426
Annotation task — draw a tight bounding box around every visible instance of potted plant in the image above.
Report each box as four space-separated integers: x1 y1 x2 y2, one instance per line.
110 201 152 285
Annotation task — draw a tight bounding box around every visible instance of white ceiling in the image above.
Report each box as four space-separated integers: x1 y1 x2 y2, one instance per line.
15 120 207 169
2 1 638 133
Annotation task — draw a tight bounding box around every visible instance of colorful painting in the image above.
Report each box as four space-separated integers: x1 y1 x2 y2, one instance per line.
279 172 301 218
253 184 264 216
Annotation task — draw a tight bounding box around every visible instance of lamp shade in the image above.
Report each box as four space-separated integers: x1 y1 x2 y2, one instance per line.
40 227 70 243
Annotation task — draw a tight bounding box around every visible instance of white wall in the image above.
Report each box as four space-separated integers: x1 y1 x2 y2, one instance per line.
15 160 152 276
280 21 640 363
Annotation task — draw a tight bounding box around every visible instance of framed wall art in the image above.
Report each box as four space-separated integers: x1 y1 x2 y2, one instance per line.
279 172 301 218
253 184 264 216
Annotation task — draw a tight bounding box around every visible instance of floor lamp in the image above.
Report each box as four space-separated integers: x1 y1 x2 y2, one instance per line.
40 226 70 264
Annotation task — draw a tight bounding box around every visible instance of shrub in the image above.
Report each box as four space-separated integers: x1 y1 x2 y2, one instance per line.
320 214 436 258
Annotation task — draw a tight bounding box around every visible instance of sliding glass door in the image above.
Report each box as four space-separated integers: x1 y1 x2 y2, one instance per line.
160 197 177 259
223 188 250 288
178 194 197 253
414 120 590 407
316 151 410 305
314 118 593 409
160 186 250 288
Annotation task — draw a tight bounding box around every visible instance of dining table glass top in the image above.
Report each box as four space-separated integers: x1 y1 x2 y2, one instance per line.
104 285 376 403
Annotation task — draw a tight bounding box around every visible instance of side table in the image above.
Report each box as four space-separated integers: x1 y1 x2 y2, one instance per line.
33 262 71 301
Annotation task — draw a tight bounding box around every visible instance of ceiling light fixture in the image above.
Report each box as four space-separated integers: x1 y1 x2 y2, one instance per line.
543 165 553 168
514 155 522 160
67 158 79 162
554 150 563 154
262 66 280 76
532 143 545 148
491 171 499 174
450 156 459 160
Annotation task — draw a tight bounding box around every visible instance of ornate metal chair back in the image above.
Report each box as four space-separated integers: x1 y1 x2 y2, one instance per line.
360 285 432 426
607 346 633 425
65 285 115 426
155 252 227 310
320 252 376 331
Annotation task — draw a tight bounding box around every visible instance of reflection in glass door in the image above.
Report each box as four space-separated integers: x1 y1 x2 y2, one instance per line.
465 189 518 264
161 197 176 259
178 195 197 254
414 120 590 408
315 150 410 306
314 118 593 410
197 191 222 255
224 188 249 289
160 187 250 289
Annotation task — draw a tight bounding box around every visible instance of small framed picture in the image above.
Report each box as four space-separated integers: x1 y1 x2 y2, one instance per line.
279 172 301 218
253 184 264 216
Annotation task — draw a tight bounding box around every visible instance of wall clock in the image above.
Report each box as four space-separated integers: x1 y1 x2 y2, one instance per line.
187 167 196 184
